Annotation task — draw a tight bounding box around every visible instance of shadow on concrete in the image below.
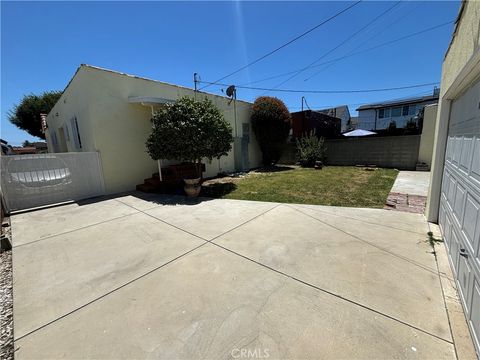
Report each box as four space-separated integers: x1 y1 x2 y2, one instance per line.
200 183 237 198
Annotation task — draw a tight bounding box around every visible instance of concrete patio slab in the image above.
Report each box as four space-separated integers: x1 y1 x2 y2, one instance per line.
15 244 455 360
290 204 435 269
11 197 137 246
214 204 451 341
144 198 278 240
13 211 205 339
390 171 431 197
11 193 462 359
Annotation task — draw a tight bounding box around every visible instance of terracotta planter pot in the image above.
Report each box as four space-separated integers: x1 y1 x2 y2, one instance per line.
184 178 201 197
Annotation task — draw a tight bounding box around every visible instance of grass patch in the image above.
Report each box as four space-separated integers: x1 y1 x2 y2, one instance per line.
203 166 398 208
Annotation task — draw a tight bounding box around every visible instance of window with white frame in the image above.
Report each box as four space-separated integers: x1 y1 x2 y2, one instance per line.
391 107 402 117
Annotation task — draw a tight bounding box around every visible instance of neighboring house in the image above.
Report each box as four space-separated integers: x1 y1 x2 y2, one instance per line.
291 110 341 139
348 116 359 130
44 65 262 194
11 147 37 155
32 142 48 153
317 105 350 132
426 0 480 354
356 91 439 131
0 139 13 155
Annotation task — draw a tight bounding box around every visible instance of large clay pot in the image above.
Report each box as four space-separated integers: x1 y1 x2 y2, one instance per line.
184 178 201 197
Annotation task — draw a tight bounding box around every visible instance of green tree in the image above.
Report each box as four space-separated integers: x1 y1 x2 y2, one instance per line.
8 91 62 139
146 96 233 178
22 140 33 147
251 96 291 166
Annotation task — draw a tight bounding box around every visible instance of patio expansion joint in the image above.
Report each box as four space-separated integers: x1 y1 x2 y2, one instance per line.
208 240 455 346
114 198 282 244
15 201 281 341
286 204 441 277
12 211 141 249
292 204 427 236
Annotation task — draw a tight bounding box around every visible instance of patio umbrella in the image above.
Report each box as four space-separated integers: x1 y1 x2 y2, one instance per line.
343 129 377 137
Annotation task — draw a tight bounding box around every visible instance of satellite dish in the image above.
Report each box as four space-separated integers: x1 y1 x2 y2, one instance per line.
226 85 236 98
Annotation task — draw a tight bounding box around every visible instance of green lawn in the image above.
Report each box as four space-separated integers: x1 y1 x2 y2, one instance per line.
202 166 398 208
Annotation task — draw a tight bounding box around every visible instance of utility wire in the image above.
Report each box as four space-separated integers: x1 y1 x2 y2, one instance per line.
199 1 362 91
238 19 453 87
269 1 401 91
302 2 421 81
287 90 435 110
197 80 439 94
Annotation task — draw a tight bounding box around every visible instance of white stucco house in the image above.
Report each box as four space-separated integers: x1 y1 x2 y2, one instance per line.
44 65 262 194
356 91 439 130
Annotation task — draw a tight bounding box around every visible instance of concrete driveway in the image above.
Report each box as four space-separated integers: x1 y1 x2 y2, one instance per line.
11 193 456 359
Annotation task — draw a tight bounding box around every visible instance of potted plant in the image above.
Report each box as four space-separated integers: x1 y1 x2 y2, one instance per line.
146 96 233 197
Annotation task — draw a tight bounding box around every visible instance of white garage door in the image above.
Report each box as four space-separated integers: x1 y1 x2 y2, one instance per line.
439 78 480 353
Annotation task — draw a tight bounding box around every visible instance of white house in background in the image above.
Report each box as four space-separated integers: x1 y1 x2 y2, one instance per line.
44 64 262 194
317 105 351 132
355 90 439 130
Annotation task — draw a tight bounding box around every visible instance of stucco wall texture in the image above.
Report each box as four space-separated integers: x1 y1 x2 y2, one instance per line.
45 65 262 194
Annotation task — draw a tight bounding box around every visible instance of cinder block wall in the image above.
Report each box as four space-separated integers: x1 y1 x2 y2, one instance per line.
325 135 421 170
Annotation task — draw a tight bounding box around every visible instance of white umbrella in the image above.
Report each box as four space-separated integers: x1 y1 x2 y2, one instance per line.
343 129 377 137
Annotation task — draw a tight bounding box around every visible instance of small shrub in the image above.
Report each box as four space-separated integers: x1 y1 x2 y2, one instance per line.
296 131 326 167
387 120 397 132
251 96 291 166
405 119 418 131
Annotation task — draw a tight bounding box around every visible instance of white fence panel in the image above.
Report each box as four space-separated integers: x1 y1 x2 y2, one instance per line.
1 152 105 212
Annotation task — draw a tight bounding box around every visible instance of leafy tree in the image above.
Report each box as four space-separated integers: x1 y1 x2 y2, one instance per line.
146 96 233 178
251 96 291 166
8 91 62 139
22 140 33 147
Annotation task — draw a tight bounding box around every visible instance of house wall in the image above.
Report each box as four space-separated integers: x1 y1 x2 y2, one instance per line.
418 104 438 167
426 1 480 222
356 109 376 130
46 65 261 194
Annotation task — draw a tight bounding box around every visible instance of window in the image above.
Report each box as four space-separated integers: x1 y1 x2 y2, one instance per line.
402 106 409 116
409 105 416 115
70 116 82 150
64 124 70 141
378 108 390 119
391 107 402 117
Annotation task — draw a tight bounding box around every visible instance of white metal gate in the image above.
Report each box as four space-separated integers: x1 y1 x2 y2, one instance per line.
1 152 105 212
439 79 480 353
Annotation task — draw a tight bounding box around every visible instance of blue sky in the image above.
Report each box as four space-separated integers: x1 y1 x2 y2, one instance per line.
1 1 459 145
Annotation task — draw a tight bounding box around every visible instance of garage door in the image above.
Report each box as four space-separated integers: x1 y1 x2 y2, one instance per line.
439 78 480 353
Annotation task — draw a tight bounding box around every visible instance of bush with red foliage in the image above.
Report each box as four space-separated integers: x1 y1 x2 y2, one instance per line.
251 96 291 166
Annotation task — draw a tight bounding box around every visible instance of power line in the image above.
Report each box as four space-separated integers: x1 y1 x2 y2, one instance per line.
199 1 362 91
303 1 422 81
287 90 435 110
238 19 453 87
269 1 401 91
198 80 439 94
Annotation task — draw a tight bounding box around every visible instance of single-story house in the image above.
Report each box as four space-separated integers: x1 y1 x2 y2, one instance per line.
426 0 480 354
44 65 262 194
356 91 439 131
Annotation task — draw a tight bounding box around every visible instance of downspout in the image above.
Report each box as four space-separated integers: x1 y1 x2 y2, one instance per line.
150 105 162 182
